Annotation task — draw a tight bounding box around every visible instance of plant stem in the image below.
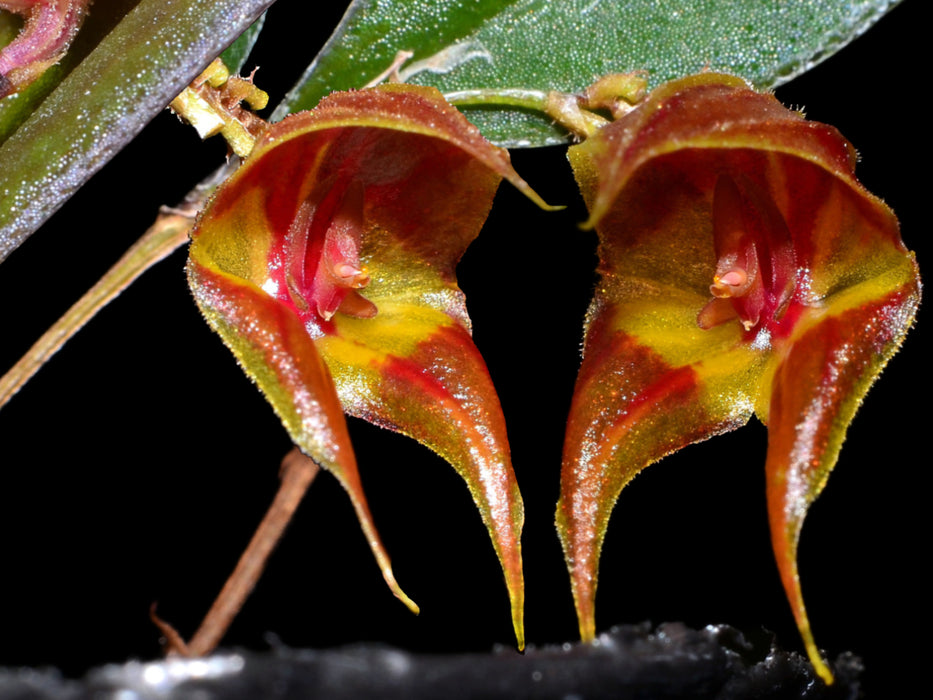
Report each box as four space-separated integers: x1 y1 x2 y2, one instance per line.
0 161 234 412
444 88 551 112
0 207 192 410
182 447 321 657
444 87 609 139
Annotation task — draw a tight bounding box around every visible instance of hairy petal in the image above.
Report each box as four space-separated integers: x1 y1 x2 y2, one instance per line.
556 278 768 640
321 318 524 645
187 260 418 614
765 273 919 684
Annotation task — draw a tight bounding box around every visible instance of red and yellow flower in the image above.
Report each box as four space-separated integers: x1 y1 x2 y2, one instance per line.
557 73 920 683
188 84 551 648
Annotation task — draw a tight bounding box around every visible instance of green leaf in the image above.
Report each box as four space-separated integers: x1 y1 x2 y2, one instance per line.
282 0 898 147
0 0 276 265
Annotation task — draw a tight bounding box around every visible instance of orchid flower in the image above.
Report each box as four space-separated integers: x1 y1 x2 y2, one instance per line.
556 73 920 683
187 83 551 648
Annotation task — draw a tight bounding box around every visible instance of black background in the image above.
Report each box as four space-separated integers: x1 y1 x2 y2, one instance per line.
0 1 928 696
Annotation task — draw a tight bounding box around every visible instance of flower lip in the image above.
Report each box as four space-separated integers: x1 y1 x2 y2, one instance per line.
698 173 796 334
282 176 377 324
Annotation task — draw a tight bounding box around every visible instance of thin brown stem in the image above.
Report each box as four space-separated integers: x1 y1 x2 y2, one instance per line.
182 447 320 657
0 208 192 409
1 217 191 412
0 158 236 412
363 49 414 87
150 603 191 656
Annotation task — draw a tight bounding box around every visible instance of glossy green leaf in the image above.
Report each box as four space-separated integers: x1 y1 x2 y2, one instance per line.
281 0 899 147
0 0 276 265
557 73 920 684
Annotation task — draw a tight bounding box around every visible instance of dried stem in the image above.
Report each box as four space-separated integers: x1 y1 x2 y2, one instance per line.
179 447 321 657
363 49 414 87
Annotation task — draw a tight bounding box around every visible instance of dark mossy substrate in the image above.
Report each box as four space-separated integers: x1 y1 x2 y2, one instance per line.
0 623 860 700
